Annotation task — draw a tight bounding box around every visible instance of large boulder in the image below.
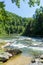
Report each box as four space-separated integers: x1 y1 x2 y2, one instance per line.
40 55 43 59
0 57 8 62
6 49 22 56
0 52 12 59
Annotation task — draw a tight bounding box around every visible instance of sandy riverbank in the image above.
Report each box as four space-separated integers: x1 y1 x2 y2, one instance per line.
3 54 32 65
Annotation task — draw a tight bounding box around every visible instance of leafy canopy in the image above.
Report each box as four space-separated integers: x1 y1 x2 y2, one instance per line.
11 0 40 7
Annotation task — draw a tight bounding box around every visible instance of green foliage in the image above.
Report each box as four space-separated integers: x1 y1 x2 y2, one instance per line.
0 2 5 8
23 7 43 37
0 2 43 37
11 0 20 8
0 2 29 36
11 0 40 7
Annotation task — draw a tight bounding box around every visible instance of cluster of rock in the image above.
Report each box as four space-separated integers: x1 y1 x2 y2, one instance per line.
31 55 43 63
0 49 22 62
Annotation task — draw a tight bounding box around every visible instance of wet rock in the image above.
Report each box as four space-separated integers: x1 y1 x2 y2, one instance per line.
0 49 22 62
40 55 43 59
0 52 13 63
6 49 22 56
31 59 35 63
0 57 8 62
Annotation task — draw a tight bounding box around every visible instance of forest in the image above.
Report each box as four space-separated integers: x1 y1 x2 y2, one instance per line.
0 2 43 37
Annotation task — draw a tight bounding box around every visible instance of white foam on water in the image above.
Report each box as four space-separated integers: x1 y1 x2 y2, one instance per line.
29 46 43 51
11 43 28 48
32 38 43 42
32 41 42 46
11 43 43 51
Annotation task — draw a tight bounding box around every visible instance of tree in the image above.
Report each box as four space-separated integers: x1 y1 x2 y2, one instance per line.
0 1 43 37
0 2 6 34
0 0 41 8
33 6 43 19
33 7 43 37
0 2 5 8
0 2 5 21
11 0 40 7
22 20 31 36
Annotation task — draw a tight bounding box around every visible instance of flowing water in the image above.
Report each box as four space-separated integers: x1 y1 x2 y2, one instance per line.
1 36 43 56
0 36 43 65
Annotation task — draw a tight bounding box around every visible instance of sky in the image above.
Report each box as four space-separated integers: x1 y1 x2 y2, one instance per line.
0 0 43 18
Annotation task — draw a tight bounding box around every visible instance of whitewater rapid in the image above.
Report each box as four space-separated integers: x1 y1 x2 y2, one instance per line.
0 36 43 51
10 43 43 51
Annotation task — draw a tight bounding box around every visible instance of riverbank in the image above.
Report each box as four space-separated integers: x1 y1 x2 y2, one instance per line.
3 54 32 65
0 36 43 65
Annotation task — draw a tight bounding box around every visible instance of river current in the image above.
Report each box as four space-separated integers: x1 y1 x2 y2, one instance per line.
0 36 43 56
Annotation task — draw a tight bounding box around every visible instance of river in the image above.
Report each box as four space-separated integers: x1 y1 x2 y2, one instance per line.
1 36 43 56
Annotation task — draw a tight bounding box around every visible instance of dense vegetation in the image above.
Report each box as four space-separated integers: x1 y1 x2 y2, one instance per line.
0 2 43 37
23 6 43 37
